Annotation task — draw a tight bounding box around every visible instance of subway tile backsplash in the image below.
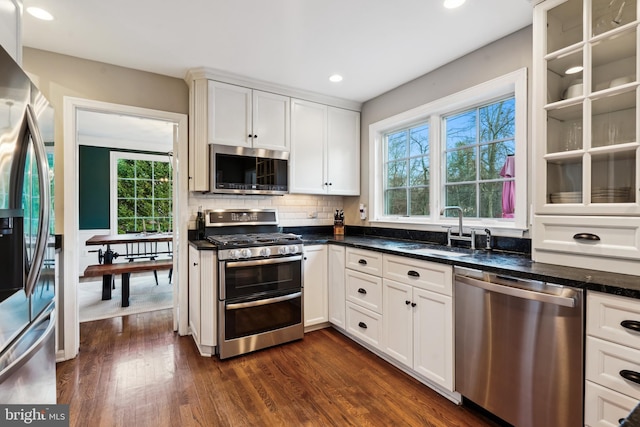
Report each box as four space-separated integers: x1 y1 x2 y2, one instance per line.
188 193 343 227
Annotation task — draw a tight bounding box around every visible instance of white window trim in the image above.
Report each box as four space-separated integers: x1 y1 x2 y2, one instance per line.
109 151 172 235
369 68 528 234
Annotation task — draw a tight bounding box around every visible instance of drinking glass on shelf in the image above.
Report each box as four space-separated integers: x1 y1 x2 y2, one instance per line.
565 122 582 151
607 122 619 146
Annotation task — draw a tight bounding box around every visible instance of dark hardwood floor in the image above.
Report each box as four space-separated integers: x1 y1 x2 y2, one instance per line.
57 309 502 427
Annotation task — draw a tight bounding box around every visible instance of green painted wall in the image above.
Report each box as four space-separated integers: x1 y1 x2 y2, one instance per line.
78 146 110 229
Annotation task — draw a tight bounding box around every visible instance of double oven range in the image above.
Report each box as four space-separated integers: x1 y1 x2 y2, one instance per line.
205 209 304 359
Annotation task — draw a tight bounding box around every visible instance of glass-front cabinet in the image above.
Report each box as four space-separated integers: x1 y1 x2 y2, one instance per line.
534 0 640 215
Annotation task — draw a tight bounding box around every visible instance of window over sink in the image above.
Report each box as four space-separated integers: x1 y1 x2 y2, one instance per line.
370 68 528 231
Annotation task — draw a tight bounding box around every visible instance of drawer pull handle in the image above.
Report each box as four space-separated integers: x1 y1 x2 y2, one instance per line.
407 270 420 278
620 369 640 385
621 320 640 332
572 233 600 241
358 259 367 265
358 321 368 329
357 288 367 295
405 300 411 305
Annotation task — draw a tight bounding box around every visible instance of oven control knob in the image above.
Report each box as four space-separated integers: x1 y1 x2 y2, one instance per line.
240 249 252 258
259 247 271 257
228 250 239 259
278 246 290 255
289 245 300 254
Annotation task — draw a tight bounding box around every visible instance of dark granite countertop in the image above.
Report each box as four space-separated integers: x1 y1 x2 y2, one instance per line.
189 234 640 299
622 403 640 427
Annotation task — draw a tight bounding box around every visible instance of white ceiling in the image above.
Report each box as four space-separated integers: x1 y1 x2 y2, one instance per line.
22 0 534 104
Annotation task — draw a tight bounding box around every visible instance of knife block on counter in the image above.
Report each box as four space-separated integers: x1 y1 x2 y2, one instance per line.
333 221 344 236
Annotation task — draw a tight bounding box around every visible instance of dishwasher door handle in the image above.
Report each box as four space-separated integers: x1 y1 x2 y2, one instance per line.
455 275 577 308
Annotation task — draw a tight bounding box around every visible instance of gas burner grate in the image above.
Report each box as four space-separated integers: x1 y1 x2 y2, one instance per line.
207 233 302 247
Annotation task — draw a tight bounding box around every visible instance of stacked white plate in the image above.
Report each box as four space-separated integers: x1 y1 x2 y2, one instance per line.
549 191 582 203
591 187 631 203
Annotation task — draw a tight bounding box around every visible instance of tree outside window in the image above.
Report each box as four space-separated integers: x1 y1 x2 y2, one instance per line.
444 97 515 219
384 123 430 216
116 158 172 233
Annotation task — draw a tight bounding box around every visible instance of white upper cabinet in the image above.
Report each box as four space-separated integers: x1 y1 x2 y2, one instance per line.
532 0 640 275
290 99 360 195
534 0 640 216
208 81 290 151
0 0 22 64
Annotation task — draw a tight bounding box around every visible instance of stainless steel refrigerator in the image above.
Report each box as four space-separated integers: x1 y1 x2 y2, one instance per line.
0 44 56 404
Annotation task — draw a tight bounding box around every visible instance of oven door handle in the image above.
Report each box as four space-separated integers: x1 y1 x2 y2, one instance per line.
226 255 303 269
226 291 302 310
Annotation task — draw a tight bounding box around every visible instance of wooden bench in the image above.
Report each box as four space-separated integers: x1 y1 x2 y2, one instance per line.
84 259 173 307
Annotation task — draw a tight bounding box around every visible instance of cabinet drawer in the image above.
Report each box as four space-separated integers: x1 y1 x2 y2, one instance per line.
533 215 640 260
345 269 382 314
588 291 640 350
586 336 640 400
382 254 452 296
585 381 638 427
346 302 382 350
346 248 382 276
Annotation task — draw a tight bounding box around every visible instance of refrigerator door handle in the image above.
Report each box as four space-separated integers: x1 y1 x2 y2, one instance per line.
0 308 55 384
23 104 50 296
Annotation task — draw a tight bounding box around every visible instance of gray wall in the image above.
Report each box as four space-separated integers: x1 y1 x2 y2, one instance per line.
346 26 533 228
22 47 189 235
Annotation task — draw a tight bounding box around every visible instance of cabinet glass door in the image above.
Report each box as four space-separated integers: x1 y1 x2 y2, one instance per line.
539 0 639 212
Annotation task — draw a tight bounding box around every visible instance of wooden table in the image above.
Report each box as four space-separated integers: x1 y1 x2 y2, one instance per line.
86 232 173 303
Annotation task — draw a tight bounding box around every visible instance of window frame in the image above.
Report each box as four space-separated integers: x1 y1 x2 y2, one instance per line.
369 68 528 232
109 151 173 234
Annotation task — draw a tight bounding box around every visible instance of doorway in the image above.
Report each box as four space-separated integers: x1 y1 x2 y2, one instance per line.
76 111 174 323
61 98 188 361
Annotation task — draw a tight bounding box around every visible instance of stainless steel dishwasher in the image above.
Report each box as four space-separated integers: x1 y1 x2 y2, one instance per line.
454 267 584 427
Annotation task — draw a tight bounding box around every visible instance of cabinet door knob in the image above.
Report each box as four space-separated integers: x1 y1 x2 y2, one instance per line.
357 288 367 295
405 300 411 305
324 182 329 186
193 262 198 266
248 134 253 138
358 321 368 329
620 369 640 385
358 259 367 265
621 320 640 332
407 270 420 278
411 302 417 307
573 233 600 241
253 134 258 138
328 182 332 186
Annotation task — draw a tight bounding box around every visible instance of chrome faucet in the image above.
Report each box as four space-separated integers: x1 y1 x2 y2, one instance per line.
440 206 475 249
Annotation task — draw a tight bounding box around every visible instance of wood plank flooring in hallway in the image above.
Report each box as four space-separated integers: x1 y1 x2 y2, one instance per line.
56 309 503 427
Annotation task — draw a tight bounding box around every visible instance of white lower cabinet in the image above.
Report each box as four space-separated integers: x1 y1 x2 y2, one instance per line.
346 301 383 349
585 291 640 426
327 245 346 330
303 245 328 329
382 255 454 392
188 245 216 356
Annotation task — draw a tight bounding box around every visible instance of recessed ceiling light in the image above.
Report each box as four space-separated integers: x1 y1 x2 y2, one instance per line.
443 0 466 9
565 66 583 75
27 7 54 21
329 74 343 83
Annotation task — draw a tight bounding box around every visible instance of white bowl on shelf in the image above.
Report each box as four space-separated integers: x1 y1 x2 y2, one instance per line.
610 76 634 88
566 82 583 98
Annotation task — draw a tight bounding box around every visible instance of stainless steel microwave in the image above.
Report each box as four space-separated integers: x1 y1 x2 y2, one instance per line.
210 144 289 195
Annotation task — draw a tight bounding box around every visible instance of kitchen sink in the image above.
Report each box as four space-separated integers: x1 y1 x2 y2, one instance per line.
410 248 470 257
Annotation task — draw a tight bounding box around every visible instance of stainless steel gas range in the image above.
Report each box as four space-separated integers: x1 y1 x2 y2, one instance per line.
205 209 304 359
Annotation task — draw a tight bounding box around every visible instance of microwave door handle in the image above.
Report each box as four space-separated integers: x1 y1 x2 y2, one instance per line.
24 104 50 296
